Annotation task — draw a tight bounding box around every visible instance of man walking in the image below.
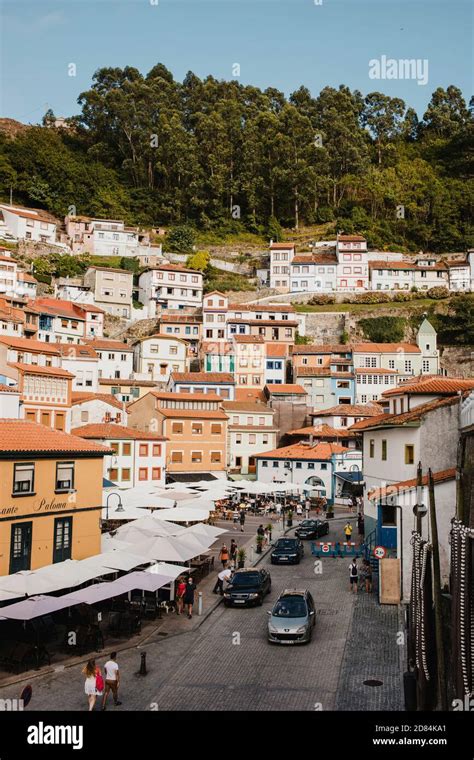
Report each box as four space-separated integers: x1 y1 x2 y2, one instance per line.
239 509 246 532
357 511 365 539
229 539 238 567
213 567 232 595
349 558 358 594
101 652 122 710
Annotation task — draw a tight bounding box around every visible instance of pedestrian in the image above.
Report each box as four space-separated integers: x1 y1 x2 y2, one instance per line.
176 576 186 615
257 524 265 538
263 527 270 547
363 559 373 593
82 659 103 712
350 494 357 514
183 576 197 619
218 544 229 568
357 512 365 538
344 521 353 543
213 567 232 595
239 509 246 532
349 558 358 594
232 509 239 529
230 539 238 565
101 652 122 710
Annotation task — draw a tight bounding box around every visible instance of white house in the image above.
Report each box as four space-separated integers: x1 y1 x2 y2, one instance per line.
369 258 449 291
0 254 19 297
335 235 369 291
445 256 473 292
313 402 384 429
290 250 338 293
17 271 38 299
380 376 474 415
168 371 236 401
0 383 20 418
269 242 295 292
58 343 99 392
71 392 128 428
355 369 404 404
83 338 134 380
224 401 277 476
0 205 56 244
353 319 440 377
72 423 167 489
264 343 287 385
138 265 203 314
133 334 188 383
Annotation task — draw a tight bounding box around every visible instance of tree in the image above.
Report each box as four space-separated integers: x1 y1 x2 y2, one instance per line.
359 316 406 343
362 93 406 164
421 86 471 139
186 251 210 271
166 225 195 252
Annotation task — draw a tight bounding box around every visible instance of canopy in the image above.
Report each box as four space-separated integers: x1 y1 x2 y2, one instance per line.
66 580 132 605
143 507 210 522
179 496 223 511
101 535 136 552
0 593 79 621
117 571 174 593
115 516 185 538
184 523 227 540
132 534 210 562
110 525 159 545
145 562 188 580
35 559 116 589
0 570 61 597
81 550 152 573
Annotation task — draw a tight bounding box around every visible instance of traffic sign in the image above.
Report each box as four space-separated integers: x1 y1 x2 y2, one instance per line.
321 544 330 554
373 546 386 560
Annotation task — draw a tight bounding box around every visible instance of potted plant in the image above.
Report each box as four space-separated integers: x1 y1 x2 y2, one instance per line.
237 548 246 568
287 510 293 528
256 534 264 554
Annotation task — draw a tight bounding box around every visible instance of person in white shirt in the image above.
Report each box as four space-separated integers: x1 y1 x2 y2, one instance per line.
213 568 232 596
101 652 122 710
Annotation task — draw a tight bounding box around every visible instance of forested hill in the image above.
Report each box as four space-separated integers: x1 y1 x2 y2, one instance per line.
1 64 472 253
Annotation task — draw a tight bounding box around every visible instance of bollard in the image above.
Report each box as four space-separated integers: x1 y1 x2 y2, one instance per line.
138 651 147 676
250 546 254 563
198 591 203 616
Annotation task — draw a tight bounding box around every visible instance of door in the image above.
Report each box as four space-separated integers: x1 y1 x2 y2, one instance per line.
53 516 73 564
9 522 32 573
248 456 256 474
377 504 397 550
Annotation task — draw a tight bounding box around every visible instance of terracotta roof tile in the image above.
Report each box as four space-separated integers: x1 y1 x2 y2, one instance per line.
172 372 234 384
0 419 108 454
255 441 348 460
287 424 356 438
292 344 349 354
266 383 306 395
71 391 125 410
382 377 474 397
0 336 61 354
368 468 456 501
315 403 384 417
353 342 421 354
159 409 228 420
151 391 222 402
223 401 271 413
233 335 265 344
83 338 132 351
72 423 166 441
353 395 461 431
9 362 74 378
266 343 289 358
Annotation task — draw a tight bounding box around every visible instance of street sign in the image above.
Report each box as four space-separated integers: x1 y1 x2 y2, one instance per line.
321 544 330 554
374 546 386 560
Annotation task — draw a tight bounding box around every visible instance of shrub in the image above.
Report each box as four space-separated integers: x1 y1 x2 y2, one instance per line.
166 224 195 252
392 292 414 302
186 250 210 271
359 316 406 343
426 286 450 299
352 292 392 304
307 294 336 305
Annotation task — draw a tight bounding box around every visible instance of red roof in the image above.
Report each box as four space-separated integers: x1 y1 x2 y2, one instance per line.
0 419 108 454
255 441 349 460
292 344 349 355
71 392 124 410
151 390 223 402
287 424 356 438
172 372 234 384
0 206 54 224
0 336 61 354
83 338 132 351
266 343 288 358
382 376 474 397
9 362 74 378
316 403 384 417
265 383 306 395
270 243 295 250
353 342 421 354
233 335 265 344
368 468 456 501
352 395 461 431
72 423 166 441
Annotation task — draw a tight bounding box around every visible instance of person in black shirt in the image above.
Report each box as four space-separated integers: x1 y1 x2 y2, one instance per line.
183 577 197 619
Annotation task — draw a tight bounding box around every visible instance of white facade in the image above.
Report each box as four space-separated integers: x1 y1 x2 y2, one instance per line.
138 266 203 314
227 407 277 475
85 340 134 380
89 220 139 257
290 257 337 292
61 352 99 392
0 255 19 297
0 205 56 244
202 291 229 344
355 370 403 404
71 397 128 428
0 386 20 418
447 261 472 291
264 353 286 385
134 335 188 382
335 236 369 291
269 244 295 292
168 373 235 401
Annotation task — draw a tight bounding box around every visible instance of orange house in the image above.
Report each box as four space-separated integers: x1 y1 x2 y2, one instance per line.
127 391 228 479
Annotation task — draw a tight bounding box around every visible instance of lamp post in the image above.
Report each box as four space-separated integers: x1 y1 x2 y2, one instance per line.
106 492 123 520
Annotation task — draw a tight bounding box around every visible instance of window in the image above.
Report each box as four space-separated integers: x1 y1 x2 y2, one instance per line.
191 451 202 463
249 434 256 444
53 516 72 564
152 467 161 480
192 423 203 435
321 463 327 470
307 462 315 470
152 444 162 457
138 468 148 481
211 423 222 435
81 410 89 423
121 468 131 481
405 444 415 465
109 468 118 481
296 462 302 469
56 462 74 492
122 443 131 456
272 461 279 468
388 360 395 370
381 440 387 461
171 451 183 463
13 463 35 495
210 451 221 463
422 360 430 372
262 461 268 467
404 361 412 372
369 439 375 458
236 434 242 444
139 444 148 457
172 422 183 434
55 413 65 431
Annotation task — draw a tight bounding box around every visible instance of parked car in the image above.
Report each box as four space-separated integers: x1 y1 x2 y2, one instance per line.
267 589 316 645
223 568 271 607
270 537 304 565
295 519 329 540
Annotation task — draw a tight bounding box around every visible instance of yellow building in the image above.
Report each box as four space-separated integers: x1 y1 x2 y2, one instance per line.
0 420 108 576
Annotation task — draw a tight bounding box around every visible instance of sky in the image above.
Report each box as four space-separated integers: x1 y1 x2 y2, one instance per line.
0 0 472 123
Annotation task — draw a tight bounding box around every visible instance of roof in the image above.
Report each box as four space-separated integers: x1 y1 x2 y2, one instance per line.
158 313 202 324
353 342 421 354
171 372 234 384
292 344 350 355
0 419 108 455
292 254 338 265
445 259 469 268
316 403 384 417
151 390 223 403
369 260 447 272
71 391 125 410
83 338 132 351
287 424 357 438
159 409 228 420
270 243 295 250
98 378 157 387
9 362 75 378
153 264 202 275
57 344 98 359
255 441 349 461
353 395 461 431
134 333 187 344
295 366 331 377
338 235 366 242
233 335 264 344
266 383 306 395
266 343 288 358
0 383 19 393
0 254 17 264
223 401 271 413
382 376 474 397
72 423 166 441
33 298 105 318
368 468 456 502
17 272 37 283
0 206 54 224
0 336 61 354
235 388 267 403
228 303 295 314
87 266 132 275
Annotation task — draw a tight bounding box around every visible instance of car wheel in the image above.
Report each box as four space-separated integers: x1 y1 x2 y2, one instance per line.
223 601 230 608
267 585 271 595
256 595 263 606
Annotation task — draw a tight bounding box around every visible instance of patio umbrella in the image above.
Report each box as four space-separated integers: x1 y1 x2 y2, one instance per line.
183 524 228 540
101 535 135 552
112 524 160 544
0 593 78 620
35 559 116 590
143 507 210 522
116 571 173 593
81 551 152 573
117 516 185 537
132 535 209 563
0 570 59 597
66 579 132 605
145 562 188 579
0 588 25 602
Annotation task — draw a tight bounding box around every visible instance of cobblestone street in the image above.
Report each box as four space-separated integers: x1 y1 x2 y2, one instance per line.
0 517 404 712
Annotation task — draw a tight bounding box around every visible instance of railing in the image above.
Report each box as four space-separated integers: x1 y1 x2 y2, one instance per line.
460 392 474 430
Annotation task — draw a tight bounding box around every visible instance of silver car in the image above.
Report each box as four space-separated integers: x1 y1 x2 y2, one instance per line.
267 589 316 645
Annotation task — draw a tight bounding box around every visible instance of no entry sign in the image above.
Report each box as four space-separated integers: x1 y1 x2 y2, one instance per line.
321 544 330 554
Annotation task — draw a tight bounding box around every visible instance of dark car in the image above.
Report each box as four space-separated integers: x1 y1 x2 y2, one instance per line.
223 568 271 607
270 537 304 565
267 589 316 644
295 519 329 540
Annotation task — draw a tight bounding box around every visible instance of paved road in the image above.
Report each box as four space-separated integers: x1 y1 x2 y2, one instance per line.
0 520 364 712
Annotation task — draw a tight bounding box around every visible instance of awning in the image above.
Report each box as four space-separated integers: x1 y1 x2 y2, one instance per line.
143 507 210 522
334 471 364 483
0 570 62 598
132 534 211 562
0 593 79 620
115 516 186 538
66 580 132 606
81 550 152 573
168 474 218 484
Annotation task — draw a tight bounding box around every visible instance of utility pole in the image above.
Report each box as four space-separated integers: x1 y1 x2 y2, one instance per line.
428 468 448 710
415 461 423 534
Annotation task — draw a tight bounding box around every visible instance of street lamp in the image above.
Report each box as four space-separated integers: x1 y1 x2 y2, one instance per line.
106 491 123 520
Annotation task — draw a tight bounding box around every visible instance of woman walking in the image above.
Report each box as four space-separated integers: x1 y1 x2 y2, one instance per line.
82 659 103 712
176 576 186 615
218 544 229 568
183 576 197 619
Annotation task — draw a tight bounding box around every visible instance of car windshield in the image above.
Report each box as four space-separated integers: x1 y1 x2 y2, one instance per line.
273 597 307 618
231 573 261 587
275 539 297 549
300 521 315 528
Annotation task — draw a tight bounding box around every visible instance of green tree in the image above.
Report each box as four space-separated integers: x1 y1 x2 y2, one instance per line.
167 225 195 252
186 250 210 271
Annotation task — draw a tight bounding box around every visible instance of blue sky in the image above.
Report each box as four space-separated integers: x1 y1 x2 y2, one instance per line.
1 0 472 123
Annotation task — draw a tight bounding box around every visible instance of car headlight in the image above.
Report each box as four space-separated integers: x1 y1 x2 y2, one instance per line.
249 593 259 598
296 626 308 634
224 593 231 598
